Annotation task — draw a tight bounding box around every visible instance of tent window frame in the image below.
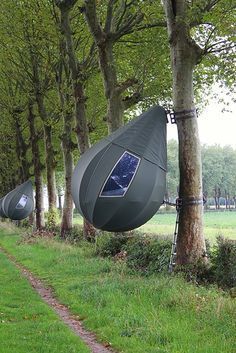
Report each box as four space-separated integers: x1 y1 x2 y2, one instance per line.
99 151 141 198
15 194 28 209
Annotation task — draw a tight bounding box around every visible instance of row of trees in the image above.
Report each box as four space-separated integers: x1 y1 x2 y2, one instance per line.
167 141 236 209
0 0 172 234
0 0 235 265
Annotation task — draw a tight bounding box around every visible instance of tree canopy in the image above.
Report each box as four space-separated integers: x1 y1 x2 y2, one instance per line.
0 0 235 258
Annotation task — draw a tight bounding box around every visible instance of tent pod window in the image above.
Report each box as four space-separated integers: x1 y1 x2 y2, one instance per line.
100 151 140 197
15 194 28 209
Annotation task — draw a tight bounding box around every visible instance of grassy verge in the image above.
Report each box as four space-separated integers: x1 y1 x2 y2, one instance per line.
139 212 236 242
0 242 89 353
0 225 236 353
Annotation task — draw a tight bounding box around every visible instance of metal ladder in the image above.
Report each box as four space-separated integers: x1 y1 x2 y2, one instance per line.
168 208 180 272
164 198 182 273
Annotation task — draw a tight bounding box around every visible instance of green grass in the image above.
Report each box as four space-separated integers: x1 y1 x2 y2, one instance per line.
0 225 236 353
0 244 90 353
74 211 236 243
139 211 236 242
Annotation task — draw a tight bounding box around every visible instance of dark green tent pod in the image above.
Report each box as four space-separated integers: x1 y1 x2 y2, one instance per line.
1 180 34 220
0 197 7 218
72 105 167 232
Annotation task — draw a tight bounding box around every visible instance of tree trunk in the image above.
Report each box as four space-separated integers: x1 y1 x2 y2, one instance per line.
174 60 205 264
28 212 35 227
163 0 206 264
214 197 217 210
225 190 229 209
83 218 96 240
84 1 142 134
97 39 124 133
58 194 62 211
36 94 57 210
27 102 45 230
44 124 57 209
217 187 221 209
203 192 207 210
59 7 90 152
61 170 73 237
14 114 30 183
14 118 26 183
29 38 57 211
15 113 34 227
60 112 74 237
55 13 75 238
214 187 218 209
35 172 45 230
58 3 95 239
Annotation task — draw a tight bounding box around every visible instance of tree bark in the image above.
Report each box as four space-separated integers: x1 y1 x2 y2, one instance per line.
59 6 90 152
57 69 74 237
57 1 96 239
163 0 206 264
14 118 26 183
35 93 57 210
28 212 35 226
27 102 45 230
58 194 63 211
14 113 34 226
96 38 124 133
61 138 74 237
214 197 218 210
14 113 30 183
84 0 142 133
225 190 229 209
217 187 221 209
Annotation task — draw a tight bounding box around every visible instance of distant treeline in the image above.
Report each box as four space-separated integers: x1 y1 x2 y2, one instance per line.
167 140 236 209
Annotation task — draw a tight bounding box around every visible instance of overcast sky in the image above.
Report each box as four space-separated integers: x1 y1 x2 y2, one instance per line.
167 101 236 149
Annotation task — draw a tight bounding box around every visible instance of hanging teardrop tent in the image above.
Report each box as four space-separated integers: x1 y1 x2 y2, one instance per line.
0 197 7 218
72 105 167 232
1 180 34 220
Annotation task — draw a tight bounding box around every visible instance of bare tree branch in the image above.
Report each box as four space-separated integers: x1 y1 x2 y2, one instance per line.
83 0 104 43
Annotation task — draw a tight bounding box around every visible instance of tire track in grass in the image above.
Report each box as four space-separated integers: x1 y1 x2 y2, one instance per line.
0 246 114 353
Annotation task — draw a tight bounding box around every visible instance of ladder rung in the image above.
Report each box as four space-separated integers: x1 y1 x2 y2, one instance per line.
169 207 180 270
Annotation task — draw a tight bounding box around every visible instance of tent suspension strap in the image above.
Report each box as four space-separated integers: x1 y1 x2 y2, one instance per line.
163 196 205 273
166 108 198 124
164 196 205 208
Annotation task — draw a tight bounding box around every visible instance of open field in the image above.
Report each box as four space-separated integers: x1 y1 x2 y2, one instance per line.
0 225 236 353
74 210 236 243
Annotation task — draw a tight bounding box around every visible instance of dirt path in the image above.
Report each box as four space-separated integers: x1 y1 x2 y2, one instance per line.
0 246 115 353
